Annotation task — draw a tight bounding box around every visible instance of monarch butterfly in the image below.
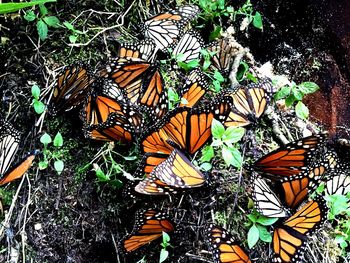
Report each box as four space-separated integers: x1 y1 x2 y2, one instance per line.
179 69 208 108
254 133 327 178
138 105 227 177
277 151 338 209
121 209 174 253
223 80 272 128
171 29 204 64
0 122 37 185
252 174 290 218
117 39 156 61
207 38 237 75
143 5 200 50
272 196 328 263
134 148 205 195
205 224 251 263
52 62 94 112
324 165 350 196
100 57 168 119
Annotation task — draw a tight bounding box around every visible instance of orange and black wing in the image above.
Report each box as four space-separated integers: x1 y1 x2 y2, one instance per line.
179 69 208 108
224 80 272 127
277 151 338 209
117 39 156 61
0 151 38 186
139 67 168 119
254 133 327 178
52 63 94 112
101 57 152 104
134 172 177 195
205 224 251 263
152 148 206 188
121 209 174 252
272 196 328 263
207 38 237 75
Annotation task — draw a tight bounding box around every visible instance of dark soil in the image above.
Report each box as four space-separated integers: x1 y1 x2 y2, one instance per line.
0 0 349 263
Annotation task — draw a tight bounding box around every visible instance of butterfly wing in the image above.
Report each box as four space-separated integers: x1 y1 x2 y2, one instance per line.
122 209 174 252
206 224 251 263
179 69 208 108
0 151 38 186
252 175 290 218
134 172 177 195
0 123 20 176
52 63 94 112
272 196 328 263
117 39 156 61
152 148 205 188
207 38 237 75
325 165 350 196
254 134 327 178
143 5 200 50
171 29 204 64
278 151 339 209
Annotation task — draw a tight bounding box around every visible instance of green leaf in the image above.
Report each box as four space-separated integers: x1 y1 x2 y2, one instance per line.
33 100 45 114
253 11 263 30
200 162 212 171
213 80 221 92
43 16 60 27
40 133 52 145
247 224 260 248
214 70 225 82
223 127 245 143
274 86 291 100
217 0 225 9
298 82 319 94
31 84 40 99
203 60 211 71
63 21 74 30
39 3 48 16
285 94 297 107
247 214 257 223
0 0 56 15
24 10 36 22
201 145 214 162
38 161 48 169
53 132 63 147
159 249 169 263
295 101 309 119
222 147 242 168
256 216 278 226
162 232 170 245
209 25 222 41
54 160 64 175
292 88 303 101
211 119 225 139
37 19 48 40
256 224 272 242
236 61 249 81
96 169 108 181
69 35 77 43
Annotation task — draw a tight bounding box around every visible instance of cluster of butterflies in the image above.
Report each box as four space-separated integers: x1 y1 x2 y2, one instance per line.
1 3 348 263
120 134 350 263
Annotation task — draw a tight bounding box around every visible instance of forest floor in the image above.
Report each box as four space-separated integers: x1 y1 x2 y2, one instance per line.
0 0 349 262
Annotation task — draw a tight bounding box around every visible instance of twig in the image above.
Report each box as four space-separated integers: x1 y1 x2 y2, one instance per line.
20 174 32 263
0 175 26 239
111 233 121 263
68 0 136 47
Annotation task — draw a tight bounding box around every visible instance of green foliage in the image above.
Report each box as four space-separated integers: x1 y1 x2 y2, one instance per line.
0 188 15 206
0 0 55 15
159 232 171 263
325 193 350 254
63 21 85 44
198 0 263 31
23 2 60 41
236 61 257 83
201 119 245 169
167 87 180 109
274 81 319 120
92 149 137 188
31 84 46 114
246 210 278 248
39 132 65 175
